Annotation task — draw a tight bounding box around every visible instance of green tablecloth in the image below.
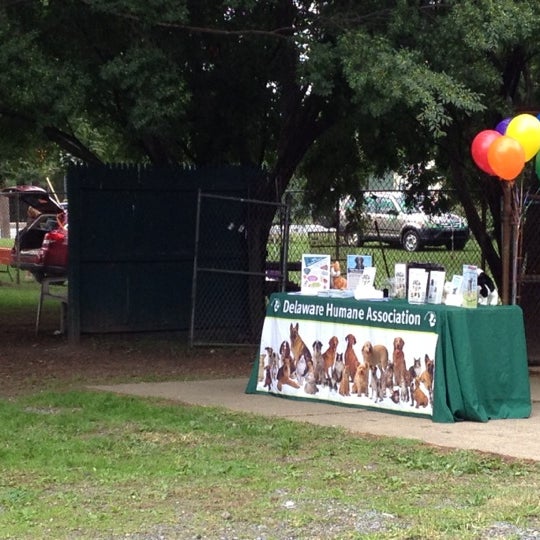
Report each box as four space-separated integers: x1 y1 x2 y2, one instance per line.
433 301 531 422
246 294 531 423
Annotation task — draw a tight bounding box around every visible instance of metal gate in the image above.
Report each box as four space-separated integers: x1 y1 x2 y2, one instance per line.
190 191 287 346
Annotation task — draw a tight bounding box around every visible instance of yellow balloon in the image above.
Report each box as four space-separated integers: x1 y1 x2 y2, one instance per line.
506 113 540 161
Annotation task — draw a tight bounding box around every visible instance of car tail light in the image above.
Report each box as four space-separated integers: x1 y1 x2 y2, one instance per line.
43 230 65 243
39 230 65 261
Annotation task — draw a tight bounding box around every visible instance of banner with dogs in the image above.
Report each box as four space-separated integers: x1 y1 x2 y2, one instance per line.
248 295 439 418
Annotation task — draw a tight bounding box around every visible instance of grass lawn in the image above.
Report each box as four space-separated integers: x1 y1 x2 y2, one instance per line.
0 390 539 539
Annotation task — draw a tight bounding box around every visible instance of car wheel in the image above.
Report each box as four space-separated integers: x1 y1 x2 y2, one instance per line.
445 239 467 250
402 230 421 252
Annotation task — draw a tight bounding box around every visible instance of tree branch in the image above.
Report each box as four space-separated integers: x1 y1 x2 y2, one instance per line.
42 126 104 165
77 0 294 39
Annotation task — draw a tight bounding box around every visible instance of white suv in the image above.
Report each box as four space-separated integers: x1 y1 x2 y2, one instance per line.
348 191 469 252
340 191 469 251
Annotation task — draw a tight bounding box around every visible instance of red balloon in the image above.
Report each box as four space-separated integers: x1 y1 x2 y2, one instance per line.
487 136 525 181
471 130 501 175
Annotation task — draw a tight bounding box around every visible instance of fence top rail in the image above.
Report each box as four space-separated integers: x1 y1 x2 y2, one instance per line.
199 191 286 207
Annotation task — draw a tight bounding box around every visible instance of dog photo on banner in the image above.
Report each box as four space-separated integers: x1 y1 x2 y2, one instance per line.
255 318 437 417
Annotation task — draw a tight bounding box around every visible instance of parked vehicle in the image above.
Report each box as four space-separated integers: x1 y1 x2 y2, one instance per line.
0 186 68 282
357 191 469 252
315 190 470 252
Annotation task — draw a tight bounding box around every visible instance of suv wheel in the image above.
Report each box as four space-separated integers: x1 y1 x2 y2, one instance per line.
402 230 421 252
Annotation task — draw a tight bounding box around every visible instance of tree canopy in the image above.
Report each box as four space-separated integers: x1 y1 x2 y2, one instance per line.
2 0 540 282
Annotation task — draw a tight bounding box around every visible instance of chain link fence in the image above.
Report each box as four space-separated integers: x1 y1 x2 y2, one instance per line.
270 189 489 292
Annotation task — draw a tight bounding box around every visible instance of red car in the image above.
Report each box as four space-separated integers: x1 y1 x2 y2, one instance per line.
1 186 68 282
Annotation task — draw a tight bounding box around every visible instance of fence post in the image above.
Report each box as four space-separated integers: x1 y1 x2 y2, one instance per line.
281 195 291 293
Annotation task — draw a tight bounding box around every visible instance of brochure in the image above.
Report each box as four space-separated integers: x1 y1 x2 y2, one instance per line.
353 266 379 299
301 254 331 294
407 267 429 304
427 270 446 304
461 264 478 308
394 263 407 299
450 274 463 294
346 254 373 290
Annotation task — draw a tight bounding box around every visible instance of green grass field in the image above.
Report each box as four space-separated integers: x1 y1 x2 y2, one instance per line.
0 389 539 539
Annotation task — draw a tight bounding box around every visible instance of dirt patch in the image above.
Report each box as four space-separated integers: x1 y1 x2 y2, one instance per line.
0 309 256 397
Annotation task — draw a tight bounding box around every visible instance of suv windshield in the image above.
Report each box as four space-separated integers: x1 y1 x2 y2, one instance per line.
365 193 417 214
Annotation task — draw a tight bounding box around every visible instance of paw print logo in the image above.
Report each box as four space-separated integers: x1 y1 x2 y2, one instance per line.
272 298 281 313
424 311 437 328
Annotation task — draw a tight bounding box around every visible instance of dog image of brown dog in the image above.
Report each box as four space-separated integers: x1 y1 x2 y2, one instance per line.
392 337 408 402
338 365 351 396
289 323 312 369
412 376 429 408
322 336 339 388
420 354 434 404
361 341 389 371
279 340 296 377
276 356 300 391
351 363 369 397
279 340 291 363
344 334 360 382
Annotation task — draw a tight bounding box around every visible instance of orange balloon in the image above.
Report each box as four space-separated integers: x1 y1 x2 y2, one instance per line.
487 136 525 181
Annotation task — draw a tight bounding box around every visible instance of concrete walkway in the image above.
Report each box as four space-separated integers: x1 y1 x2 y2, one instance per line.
92 370 540 462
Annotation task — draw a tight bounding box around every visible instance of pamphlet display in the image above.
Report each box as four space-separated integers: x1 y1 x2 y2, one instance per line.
346 254 373 290
296 253 492 309
300 254 331 294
